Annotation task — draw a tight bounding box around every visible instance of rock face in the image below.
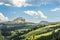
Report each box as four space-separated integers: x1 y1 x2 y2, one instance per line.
13 17 25 23
0 17 25 24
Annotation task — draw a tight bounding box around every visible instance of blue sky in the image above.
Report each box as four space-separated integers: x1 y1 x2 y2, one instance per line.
0 0 60 23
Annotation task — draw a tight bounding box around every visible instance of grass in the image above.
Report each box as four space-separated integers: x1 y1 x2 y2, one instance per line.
35 29 60 40
25 25 58 37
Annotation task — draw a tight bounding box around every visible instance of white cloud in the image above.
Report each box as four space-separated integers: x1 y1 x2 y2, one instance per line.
0 12 9 21
24 11 37 16
51 8 60 11
4 4 12 6
0 2 4 5
38 11 47 19
26 0 60 7
0 2 11 6
0 0 60 7
10 0 26 7
24 3 32 7
24 10 47 19
0 0 32 7
10 0 32 7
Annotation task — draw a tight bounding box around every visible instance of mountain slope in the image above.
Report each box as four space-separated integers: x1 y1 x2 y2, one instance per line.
23 24 60 40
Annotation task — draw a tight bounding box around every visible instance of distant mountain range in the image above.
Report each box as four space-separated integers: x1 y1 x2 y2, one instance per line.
40 21 49 25
0 17 25 24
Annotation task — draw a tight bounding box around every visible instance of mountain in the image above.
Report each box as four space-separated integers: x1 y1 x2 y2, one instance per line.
40 21 49 25
13 17 25 23
0 20 60 40
0 17 26 25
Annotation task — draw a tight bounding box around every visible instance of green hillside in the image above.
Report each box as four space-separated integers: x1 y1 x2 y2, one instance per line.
23 24 60 40
0 22 60 40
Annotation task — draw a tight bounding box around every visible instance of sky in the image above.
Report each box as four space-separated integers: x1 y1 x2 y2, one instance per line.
0 0 60 23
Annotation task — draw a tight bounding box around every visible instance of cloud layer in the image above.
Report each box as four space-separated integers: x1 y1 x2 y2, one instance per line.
24 10 47 19
0 0 32 7
10 0 32 7
0 12 9 21
51 7 60 11
38 11 47 19
27 0 60 6
0 0 60 7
